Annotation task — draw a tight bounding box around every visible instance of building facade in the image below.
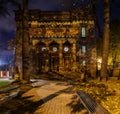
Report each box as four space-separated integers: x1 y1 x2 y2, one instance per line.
15 7 97 78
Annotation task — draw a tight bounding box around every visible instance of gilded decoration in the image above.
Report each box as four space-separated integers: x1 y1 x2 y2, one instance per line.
29 21 94 38
29 28 79 38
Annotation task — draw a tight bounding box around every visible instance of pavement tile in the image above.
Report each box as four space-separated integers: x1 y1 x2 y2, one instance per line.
22 80 87 114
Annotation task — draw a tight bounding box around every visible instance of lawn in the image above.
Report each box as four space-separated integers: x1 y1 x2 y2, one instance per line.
0 80 11 89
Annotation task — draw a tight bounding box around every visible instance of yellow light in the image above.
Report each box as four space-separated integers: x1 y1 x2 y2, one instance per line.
97 58 102 63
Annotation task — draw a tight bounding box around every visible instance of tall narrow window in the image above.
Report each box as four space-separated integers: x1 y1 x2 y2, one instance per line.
82 60 86 66
81 45 86 54
81 27 86 37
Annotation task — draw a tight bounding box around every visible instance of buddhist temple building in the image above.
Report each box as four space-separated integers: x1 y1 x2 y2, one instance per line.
15 6 97 78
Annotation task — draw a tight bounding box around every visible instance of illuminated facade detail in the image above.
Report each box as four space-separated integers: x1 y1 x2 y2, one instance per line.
64 47 69 52
15 8 97 78
81 27 86 37
81 45 86 54
82 60 86 66
53 47 57 52
41 47 46 51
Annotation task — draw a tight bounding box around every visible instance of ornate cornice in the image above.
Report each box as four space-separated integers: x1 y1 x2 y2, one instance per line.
15 8 95 22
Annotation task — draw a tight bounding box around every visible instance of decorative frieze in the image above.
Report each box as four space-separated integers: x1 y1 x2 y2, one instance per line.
29 28 79 38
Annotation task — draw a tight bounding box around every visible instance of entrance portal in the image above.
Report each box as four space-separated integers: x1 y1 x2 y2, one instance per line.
36 42 47 73
63 41 72 71
49 42 59 72
35 41 74 73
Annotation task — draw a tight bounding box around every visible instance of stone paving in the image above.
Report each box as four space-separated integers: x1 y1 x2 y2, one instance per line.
22 80 88 114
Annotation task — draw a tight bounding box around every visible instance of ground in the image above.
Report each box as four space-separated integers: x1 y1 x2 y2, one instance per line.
0 75 120 114
74 77 120 113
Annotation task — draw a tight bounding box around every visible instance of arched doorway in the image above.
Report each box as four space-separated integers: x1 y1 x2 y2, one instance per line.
63 41 72 71
36 42 48 73
49 41 59 71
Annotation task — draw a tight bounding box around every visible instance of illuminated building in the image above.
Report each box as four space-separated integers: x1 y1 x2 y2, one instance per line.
15 7 97 78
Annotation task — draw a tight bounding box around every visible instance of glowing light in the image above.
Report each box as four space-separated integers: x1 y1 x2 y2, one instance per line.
97 58 102 63
97 58 102 70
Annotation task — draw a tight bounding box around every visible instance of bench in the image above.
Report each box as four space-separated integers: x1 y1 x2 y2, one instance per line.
76 90 110 114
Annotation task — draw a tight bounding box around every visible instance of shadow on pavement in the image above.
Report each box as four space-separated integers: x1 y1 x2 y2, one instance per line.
66 95 88 114
8 86 74 114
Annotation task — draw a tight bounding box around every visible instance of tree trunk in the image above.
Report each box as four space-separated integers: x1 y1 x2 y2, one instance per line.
101 0 110 81
22 0 30 82
14 6 22 80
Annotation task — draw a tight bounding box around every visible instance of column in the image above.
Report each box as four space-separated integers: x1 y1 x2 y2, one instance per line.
72 42 77 71
36 52 39 73
30 46 36 73
45 43 49 72
59 41 63 72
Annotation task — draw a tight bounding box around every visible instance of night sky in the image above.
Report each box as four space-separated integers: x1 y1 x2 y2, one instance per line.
0 0 120 65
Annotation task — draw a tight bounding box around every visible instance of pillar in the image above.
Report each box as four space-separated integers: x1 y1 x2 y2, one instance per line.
72 42 77 71
59 41 63 72
45 43 49 72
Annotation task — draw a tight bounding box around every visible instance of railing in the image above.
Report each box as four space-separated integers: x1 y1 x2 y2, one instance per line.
76 90 110 114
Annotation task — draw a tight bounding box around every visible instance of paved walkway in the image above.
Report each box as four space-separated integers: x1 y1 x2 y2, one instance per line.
21 80 87 114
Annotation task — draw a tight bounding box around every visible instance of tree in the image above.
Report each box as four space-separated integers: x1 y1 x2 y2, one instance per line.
101 0 110 81
0 0 22 79
0 0 19 16
15 0 31 82
0 0 30 82
109 20 120 68
0 0 9 16
22 0 30 82
71 0 110 81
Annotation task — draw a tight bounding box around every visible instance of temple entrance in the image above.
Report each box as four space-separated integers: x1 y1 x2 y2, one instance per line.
63 41 72 71
49 42 59 71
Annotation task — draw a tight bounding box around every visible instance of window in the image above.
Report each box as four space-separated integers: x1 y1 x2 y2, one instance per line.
82 60 86 66
81 45 86 54
81 27 86 37
64 46 69 52
53 47 57 52
41 47 46 51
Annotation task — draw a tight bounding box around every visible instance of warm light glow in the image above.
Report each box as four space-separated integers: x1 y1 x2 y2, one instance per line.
29 28 79 37
97 58 102 70
97 58 102 63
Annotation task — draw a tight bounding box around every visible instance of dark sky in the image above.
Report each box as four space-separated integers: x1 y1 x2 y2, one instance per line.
0 0 120 45
0 0 120 65
0 0 93 48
